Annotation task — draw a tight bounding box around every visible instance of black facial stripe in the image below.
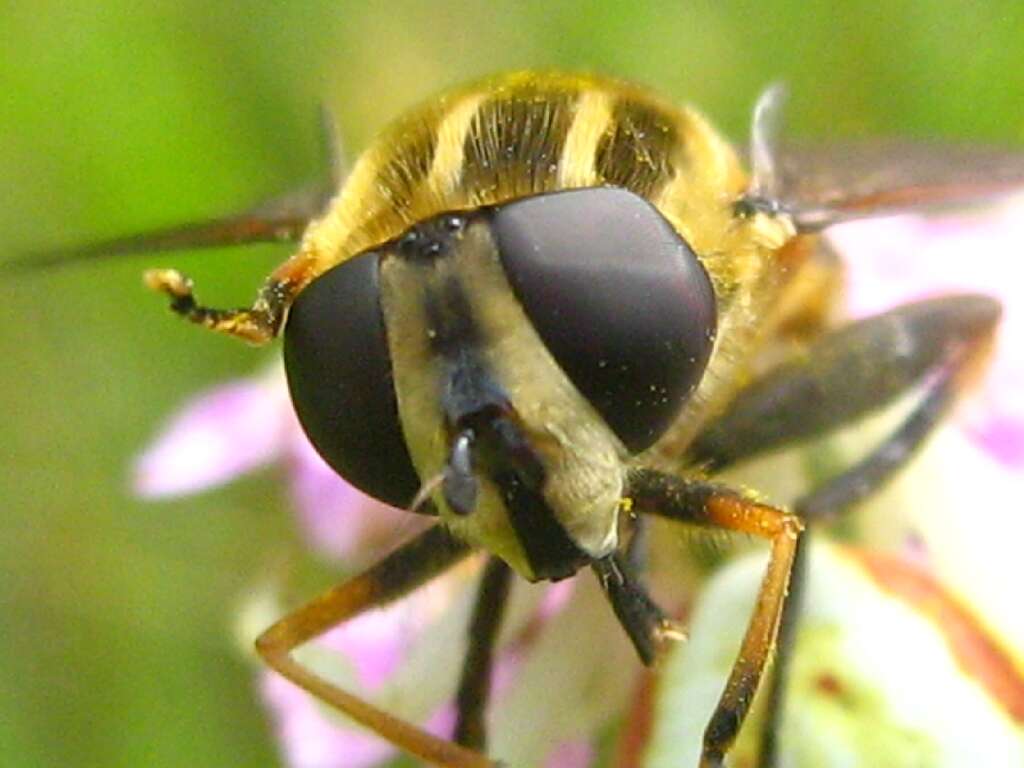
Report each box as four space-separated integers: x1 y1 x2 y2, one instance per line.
424 276 498 429
424 274 482 355
493 469 589 582
420 263 587 579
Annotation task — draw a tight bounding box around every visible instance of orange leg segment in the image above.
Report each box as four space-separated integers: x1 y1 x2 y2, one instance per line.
628 470 802 768
254 524 497 768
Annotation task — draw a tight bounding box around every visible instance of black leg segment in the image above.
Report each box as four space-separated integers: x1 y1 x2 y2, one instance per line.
454 558 513 751
592 553 675 666
687 294 1000 471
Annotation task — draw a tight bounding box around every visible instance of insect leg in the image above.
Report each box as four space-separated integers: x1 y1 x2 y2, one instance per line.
686 294 1000 471
13 175 336 343
626 470 802 768
624 514 652 575
760 369 966 767
453 558 512 750
254 524 497 768
685 295 1000 767
592 552 680 665
755 531 808 768
144 269 295 344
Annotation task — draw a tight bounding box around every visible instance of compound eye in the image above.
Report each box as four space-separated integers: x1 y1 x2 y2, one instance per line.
283 252 422 509
492 187 717 453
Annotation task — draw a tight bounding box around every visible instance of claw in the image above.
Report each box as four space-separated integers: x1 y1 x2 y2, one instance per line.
144 268 192 298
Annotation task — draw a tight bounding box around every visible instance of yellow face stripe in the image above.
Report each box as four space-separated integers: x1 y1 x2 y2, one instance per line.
557 89 613 188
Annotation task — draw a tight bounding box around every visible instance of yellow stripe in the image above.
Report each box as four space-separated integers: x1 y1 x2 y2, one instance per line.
557 90 613 188
653 108 732 211
427 92 489 197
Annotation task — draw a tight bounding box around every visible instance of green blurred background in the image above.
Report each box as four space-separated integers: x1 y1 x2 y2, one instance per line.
2 2 1022 766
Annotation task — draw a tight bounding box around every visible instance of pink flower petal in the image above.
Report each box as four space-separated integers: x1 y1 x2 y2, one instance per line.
319 603 414 692
314 564 482 691
536 578 575 621
133 378 291 497
543 738 594 768
263 672 459 768
262 673 395 768
828 198 1024 468
285 429 419 562
964 415 1024 467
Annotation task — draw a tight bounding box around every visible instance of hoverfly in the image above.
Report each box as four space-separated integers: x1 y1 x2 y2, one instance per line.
19 71 1023 767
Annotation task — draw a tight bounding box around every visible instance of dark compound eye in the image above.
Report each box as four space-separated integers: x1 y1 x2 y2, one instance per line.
283 252 422 509
491 187 717 453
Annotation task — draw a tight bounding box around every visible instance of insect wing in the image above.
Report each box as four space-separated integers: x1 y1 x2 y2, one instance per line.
6 179 333 271
6 104 345 271
776 140 1024 229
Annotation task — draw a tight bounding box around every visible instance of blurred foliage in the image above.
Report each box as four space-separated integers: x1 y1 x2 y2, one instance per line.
1 1 1023 766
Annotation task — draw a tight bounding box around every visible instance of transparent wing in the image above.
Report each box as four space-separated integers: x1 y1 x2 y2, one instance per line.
5 105 343 271
775 140 1024 230
6 181 333 272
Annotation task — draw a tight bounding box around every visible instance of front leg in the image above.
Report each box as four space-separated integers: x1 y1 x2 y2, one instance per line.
453 557 512 751
145 268 297 344
254 524 495 768
627 470 803 768
592 552 683 665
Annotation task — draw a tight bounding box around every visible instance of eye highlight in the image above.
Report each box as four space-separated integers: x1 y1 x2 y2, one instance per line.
282 251 422 509
490 187 717 453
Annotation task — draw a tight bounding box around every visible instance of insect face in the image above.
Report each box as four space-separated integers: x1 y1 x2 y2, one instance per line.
284 186 718 581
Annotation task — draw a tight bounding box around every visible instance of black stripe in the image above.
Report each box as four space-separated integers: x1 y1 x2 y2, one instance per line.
594 96 679 197
419 247 588 580
373 118 439 222
459 87 577 199
494 467 589 581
